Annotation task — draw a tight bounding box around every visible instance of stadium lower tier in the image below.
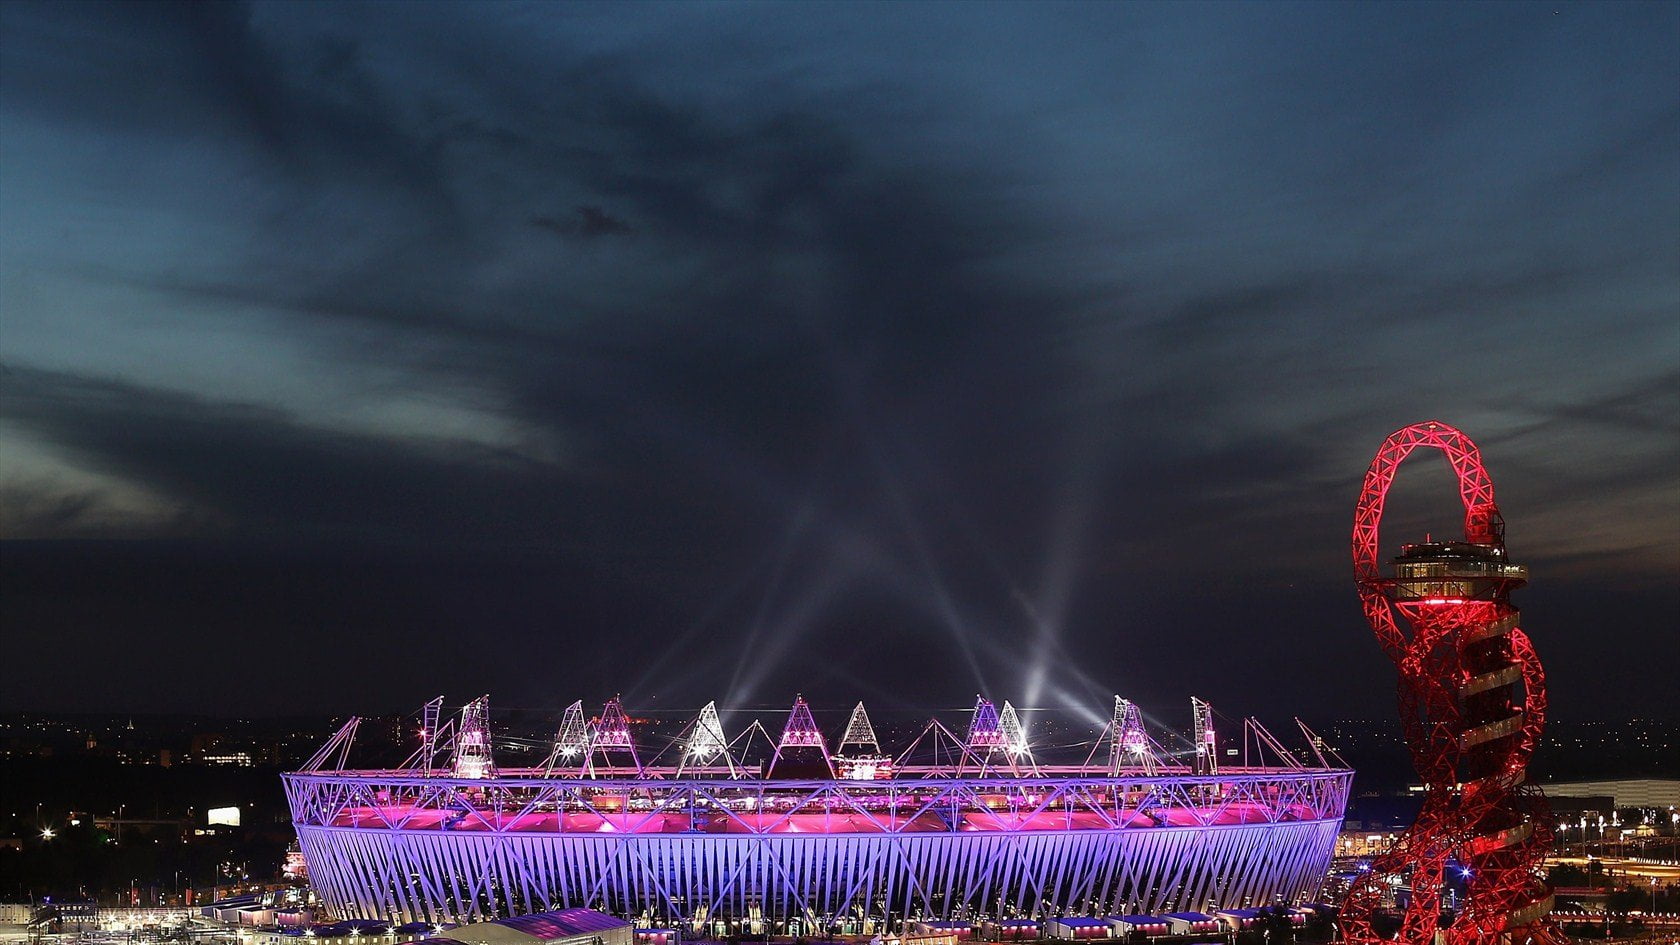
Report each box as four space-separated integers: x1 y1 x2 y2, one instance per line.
287 771 1350 925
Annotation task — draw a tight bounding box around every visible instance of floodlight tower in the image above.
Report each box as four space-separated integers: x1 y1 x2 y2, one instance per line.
966 697 1006 750
1190 698 1217 776
998 701 1035 773
966 697 1026 776
834 702 892 780
546 700 590 776
1341 421 1561 945
452 695 496 780
768 695 833 778
591 697 642 775
1108 697 1158 776
838 702 880 755
678 701 737 777
420 696 444 775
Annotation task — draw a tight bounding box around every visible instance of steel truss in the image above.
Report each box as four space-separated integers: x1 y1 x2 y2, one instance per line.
1343 421 1562 945
284 769 1349 925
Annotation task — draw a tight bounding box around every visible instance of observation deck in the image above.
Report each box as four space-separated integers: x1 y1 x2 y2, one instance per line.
1388 539 1527 603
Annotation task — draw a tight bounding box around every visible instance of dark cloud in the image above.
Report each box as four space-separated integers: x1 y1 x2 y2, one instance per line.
1 2 1676 721
531 207 634 240
0 364 566 543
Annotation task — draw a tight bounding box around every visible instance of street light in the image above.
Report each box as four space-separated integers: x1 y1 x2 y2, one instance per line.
40 828 54 840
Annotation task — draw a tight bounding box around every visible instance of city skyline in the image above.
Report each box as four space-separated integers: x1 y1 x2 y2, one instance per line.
2 3 1676 721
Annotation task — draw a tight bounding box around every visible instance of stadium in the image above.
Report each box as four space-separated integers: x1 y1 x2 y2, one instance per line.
284 695 1351 931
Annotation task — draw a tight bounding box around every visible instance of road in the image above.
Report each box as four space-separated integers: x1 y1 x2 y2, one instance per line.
1549 855 1680 883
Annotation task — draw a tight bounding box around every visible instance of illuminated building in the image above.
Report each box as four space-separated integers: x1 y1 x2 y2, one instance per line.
285 695 1350 928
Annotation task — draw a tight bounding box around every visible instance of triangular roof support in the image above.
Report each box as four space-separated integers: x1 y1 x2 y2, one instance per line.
590 697 641 776
998 700 1038 775
1109 696 1160 776
304 716 361 772
962 697 1036 776
966 696 1007 750
895 717 984 773
1295 717 1348 769
726 719 776 775
1244 717 1303 769
452 695 496 779
677 701 738 777
837 702 881 755
768 695 833 778
543 700 590 776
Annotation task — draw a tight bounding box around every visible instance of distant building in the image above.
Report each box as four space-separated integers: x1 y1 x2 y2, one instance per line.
1540 778 1679 809
203 751 254 766
1336 828 1402 857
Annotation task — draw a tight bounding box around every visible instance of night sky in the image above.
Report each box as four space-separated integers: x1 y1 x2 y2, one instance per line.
2 2 1675 725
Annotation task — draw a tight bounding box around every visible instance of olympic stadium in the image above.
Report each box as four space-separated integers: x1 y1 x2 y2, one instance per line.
284 695 1351 930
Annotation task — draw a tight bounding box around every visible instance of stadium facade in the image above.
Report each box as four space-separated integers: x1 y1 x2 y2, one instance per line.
284 696 1350 930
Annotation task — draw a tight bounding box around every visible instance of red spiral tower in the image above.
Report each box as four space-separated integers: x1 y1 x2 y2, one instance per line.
1342 421 1564 945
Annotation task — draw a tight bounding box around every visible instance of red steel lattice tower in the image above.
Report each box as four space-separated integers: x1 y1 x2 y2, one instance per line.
1342 421 1564 945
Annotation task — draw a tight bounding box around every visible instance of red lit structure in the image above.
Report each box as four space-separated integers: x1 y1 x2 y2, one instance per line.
1342 421 1563 945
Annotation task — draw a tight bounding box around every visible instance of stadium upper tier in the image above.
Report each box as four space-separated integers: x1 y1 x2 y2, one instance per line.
285 770 1351 833
286 695 1351 925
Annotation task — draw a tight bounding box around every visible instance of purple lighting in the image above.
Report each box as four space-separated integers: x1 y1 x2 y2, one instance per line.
285 695 1351 927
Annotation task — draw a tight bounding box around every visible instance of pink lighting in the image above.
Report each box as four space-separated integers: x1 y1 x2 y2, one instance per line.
286 693 1349 926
